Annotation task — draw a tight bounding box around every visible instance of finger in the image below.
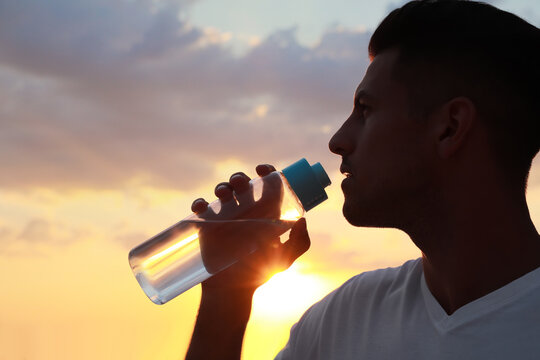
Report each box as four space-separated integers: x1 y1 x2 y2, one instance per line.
257 166 283 218
280 218 310 268
191 198 209 213
229 172 251 194
214 182 234 202
256 164 276 177
239 220 307 277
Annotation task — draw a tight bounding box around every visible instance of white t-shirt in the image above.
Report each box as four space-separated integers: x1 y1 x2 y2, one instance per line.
275 258 540 360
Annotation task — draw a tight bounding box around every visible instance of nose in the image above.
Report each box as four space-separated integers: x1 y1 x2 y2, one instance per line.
329 117 353 156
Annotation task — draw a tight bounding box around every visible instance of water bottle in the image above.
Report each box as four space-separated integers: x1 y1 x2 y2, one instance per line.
128 158 331 304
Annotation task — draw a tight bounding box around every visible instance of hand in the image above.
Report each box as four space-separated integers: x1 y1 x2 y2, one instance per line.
191 164 311 295
185 164 310 360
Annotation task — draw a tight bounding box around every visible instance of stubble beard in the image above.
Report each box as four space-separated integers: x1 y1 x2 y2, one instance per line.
342 185 418 230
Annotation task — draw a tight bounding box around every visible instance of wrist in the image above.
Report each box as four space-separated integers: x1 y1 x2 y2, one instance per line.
199 286 255 324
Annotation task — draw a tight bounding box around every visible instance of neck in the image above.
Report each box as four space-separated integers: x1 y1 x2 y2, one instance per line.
409 185 540 315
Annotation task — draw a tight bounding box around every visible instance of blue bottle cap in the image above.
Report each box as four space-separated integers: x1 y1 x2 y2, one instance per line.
281 158 331 211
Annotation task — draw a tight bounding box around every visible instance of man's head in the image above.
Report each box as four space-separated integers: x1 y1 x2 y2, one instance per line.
329 0 539 229
369 0 539 186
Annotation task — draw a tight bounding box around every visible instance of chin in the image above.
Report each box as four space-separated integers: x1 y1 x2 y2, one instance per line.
342 202 392 228
342 203 365 227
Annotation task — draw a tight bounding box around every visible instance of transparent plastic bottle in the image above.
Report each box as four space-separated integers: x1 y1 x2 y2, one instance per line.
128 158 331 304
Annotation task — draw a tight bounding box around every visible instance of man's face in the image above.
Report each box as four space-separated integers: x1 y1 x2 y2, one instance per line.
329 49 434 228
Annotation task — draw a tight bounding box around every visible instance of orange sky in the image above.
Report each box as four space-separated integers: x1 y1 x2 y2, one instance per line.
1 161 539 359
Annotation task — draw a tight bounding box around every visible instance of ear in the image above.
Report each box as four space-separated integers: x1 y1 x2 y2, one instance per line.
434 97 476 159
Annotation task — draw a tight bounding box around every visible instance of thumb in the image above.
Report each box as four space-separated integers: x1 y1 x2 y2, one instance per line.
280 218 310 268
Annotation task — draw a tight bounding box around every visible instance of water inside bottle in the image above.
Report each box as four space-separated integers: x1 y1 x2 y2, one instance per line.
128 171 305 304
129 217 299 304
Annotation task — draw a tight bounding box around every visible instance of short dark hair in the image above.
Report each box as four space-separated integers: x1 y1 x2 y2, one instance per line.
369 0 540 187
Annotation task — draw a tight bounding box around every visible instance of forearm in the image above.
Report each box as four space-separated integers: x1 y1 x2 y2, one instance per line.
185 288 254 360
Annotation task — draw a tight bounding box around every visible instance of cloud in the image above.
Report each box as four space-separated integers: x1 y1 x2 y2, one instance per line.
0 217 84 256
5 0 532 193
0 0 371 191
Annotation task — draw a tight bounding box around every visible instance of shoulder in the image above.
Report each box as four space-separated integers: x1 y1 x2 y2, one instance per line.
317 258 422 316
300 257 423 318
277 259 423 359
331 257 423 301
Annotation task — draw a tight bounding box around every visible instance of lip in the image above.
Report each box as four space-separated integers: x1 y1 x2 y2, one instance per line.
340 165 352 178
341 174 353 192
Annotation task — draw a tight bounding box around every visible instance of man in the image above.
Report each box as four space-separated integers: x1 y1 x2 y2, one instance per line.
186 1 540 359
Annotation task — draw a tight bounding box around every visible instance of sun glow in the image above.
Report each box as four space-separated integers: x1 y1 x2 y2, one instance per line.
280 208 302 221
252 262 329 319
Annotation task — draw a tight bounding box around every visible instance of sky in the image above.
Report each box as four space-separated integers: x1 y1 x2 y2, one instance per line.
1 0 539 359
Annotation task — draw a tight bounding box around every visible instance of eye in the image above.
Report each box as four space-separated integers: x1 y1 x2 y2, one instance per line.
354 102 370 119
